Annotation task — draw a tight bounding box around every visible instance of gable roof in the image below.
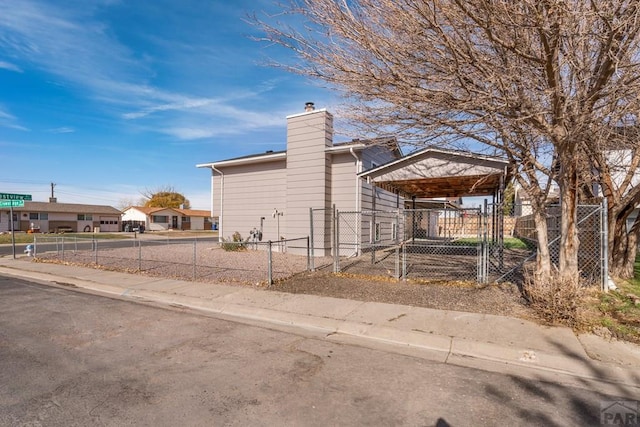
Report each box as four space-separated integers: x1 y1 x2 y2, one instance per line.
174 208 211 217
125 206 211 217
358 148 510 198
196 137 403 170
13 201 121 215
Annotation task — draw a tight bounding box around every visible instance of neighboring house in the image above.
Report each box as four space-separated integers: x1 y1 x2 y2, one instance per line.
0 201 121 233
121 206 215 231
513 182 560 216
197 102 510 254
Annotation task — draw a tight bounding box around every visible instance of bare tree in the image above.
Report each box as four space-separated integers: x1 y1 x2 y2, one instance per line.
583 128 640 278
255 0 640 283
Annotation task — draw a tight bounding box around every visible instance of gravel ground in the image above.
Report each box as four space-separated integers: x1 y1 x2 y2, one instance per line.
272 271 534 319
35 240 534 320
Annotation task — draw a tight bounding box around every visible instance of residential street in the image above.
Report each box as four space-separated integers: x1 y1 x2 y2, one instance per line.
0 275 633 426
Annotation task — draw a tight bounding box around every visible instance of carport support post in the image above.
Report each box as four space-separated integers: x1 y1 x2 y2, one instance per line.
482 199 489 283
412 196 416 243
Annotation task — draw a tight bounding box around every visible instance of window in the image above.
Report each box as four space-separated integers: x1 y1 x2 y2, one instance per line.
29 213 38 220
375 223 381 242
29 213 48 220
392 222 397 241
152 215 169 223
182 216 190 223
77 214 92 220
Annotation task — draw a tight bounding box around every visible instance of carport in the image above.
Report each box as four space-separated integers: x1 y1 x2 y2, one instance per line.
358 148 511 241
358 147 509 201
351 148 512 283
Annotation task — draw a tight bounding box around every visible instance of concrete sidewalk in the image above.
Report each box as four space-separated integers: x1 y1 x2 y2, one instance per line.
1 256 639 396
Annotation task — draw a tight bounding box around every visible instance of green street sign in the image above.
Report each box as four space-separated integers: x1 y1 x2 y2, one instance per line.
0 200 24 207
0 193 32 201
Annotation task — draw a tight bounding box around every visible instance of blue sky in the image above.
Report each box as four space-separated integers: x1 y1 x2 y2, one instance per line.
0 0 337 209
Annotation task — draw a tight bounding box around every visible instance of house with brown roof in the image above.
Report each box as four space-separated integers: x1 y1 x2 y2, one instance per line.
121 206 215 232
0 201 122 233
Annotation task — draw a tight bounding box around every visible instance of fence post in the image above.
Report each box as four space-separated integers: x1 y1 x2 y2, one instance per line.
334 208 340 273
602 198 609 292
402 241 407 281
138 240 142 272
94 237 98 265
306 236 311 271
34 236 37 257
267 240 273 286
395 246 399 279
309 208 315 271
61 236 65 261
479 201 488 283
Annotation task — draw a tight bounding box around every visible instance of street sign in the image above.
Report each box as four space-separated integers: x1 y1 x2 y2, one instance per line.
0 193 32 201
0 200 24 208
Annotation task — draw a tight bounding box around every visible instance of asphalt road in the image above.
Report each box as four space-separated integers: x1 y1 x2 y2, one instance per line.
0 275 632 426
0 235 218 257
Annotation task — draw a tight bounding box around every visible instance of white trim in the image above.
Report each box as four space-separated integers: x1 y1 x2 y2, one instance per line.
358 148 509 178
325 143 366 154
196 152 286 169
285 108 328 119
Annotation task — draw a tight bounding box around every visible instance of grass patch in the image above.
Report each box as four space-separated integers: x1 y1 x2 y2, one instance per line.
453 237 530 250
591 257 640 344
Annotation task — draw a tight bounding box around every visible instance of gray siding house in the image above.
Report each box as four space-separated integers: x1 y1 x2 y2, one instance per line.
197 103 402 249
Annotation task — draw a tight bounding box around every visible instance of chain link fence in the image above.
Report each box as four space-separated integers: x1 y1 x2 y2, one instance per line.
310 202 606 287
32 235 319 286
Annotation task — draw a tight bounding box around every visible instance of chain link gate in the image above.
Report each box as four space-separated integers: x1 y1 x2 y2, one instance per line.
492 202 607 287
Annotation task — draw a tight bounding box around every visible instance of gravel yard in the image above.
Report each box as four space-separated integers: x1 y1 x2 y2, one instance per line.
35 239 534 320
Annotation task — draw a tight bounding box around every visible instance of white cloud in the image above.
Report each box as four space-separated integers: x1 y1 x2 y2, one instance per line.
122 98 214 120
0 1 310 142
0 106 28 131
47 127 75 134
0 61 22 72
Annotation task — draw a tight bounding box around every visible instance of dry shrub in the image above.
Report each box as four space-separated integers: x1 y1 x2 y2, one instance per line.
522 270 590 329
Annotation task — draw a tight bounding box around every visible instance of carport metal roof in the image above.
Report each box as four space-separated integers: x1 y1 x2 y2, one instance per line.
358 148 510 199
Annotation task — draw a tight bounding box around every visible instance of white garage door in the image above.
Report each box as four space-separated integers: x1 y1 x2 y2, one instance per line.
99 216 119 232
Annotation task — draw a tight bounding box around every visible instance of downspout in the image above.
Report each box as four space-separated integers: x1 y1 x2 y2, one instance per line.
350 146 361 255
211 165 224 241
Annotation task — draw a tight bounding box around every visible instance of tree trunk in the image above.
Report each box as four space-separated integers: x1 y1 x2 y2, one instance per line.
610 211 640 279
532 204 551 283
558 159 580 282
